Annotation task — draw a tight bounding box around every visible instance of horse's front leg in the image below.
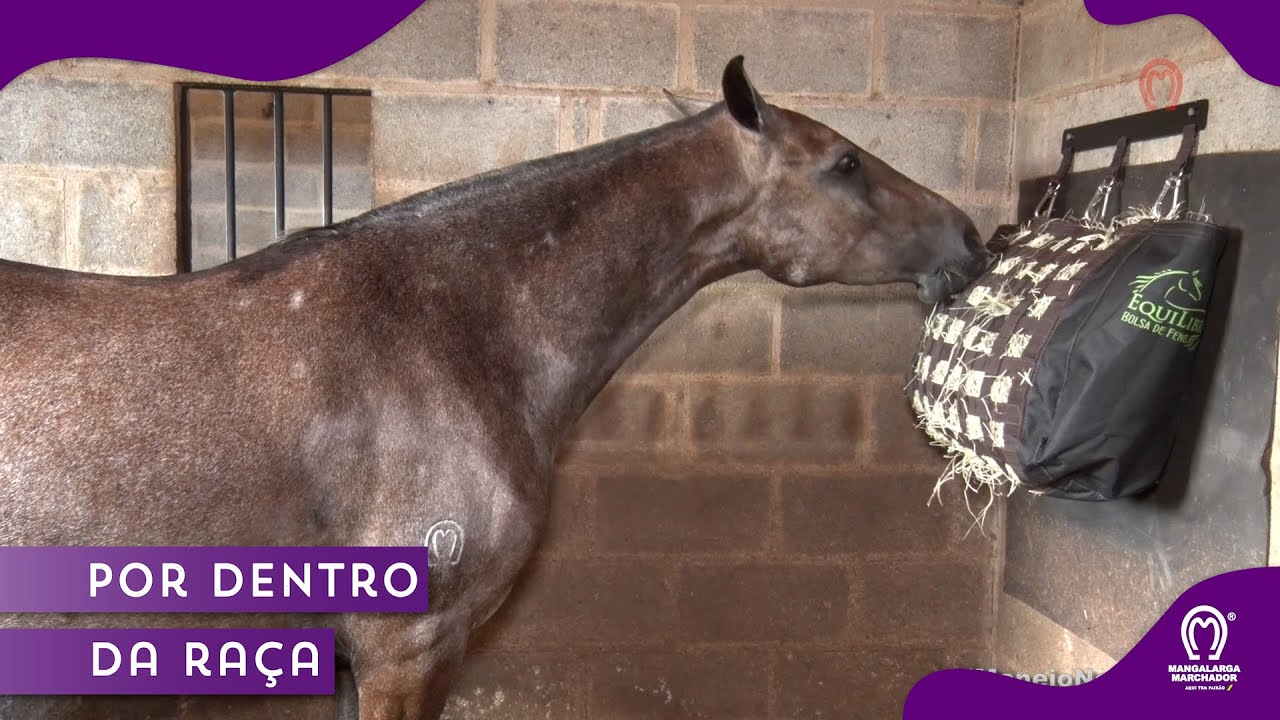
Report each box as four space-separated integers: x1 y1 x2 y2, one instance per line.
349 615 467 720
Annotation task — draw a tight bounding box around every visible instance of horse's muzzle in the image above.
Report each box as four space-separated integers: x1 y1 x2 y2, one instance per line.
917 248 993 304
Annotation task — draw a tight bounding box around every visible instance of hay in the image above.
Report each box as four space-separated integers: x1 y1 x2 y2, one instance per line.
965 282 1022 317
912 206 1211 527
1027 294 1055 319
914 286 1025 533
1002 332 1032 359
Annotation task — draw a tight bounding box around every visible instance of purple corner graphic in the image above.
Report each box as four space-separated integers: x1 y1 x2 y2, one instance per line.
0 1 427 91
905 566 1280 719
1084 0 1280 87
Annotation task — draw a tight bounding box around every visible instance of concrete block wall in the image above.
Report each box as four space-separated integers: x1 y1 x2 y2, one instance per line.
0 76 176 273
1015 0 1279 179
0 0 1021 717
998 0 1280 680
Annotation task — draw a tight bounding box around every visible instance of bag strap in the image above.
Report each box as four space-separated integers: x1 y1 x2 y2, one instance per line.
1152 123 1199 218
1083 137 1129 223
1034 142 1075 219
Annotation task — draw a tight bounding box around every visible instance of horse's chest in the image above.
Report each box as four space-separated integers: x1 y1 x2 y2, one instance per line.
309 393 549 622
411 478 546 626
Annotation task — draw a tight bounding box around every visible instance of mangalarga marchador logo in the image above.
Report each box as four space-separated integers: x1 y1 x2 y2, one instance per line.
1120 268 1207 350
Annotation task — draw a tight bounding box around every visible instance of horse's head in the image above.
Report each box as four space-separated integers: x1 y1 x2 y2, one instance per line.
1166 271 1206 311
683 57 990 303
1174 272 1205 303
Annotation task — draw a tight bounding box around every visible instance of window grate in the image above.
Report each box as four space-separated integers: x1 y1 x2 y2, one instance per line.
175 83 373 272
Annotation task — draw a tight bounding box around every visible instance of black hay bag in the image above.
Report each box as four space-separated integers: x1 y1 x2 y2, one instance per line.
910 214 1227 501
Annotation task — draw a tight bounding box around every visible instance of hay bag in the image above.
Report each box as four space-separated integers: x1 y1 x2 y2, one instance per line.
910 209 1227 509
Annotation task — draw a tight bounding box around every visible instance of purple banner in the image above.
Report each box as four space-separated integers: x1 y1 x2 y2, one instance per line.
0 629 334 695
906 566 1280 718
0 1 425 90
0 547 428 613
2 3 1278 94
1085 0 1280 87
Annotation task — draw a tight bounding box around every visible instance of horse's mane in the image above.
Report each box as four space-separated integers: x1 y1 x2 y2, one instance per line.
201 103 724 281
1130 268 1182 291
302 103 716 241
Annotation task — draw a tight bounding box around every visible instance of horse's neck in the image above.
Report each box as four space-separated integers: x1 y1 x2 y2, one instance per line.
527 121 753 447
401 113 752 449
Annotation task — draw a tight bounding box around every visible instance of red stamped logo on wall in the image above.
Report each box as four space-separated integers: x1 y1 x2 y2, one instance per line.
1139 58 1183 110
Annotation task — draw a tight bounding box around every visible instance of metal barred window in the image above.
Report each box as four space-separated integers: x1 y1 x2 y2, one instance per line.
175 84 373 272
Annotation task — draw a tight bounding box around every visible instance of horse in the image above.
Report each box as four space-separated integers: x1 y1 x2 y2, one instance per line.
0 57 989 719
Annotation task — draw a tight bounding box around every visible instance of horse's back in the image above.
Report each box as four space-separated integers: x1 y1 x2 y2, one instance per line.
0 250 503 549
0 259 327 545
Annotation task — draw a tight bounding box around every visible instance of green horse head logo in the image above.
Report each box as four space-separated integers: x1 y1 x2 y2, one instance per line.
1130 269 1206 315
1124 267 1209 351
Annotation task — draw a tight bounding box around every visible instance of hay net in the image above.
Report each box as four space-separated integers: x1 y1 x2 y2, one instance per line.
908 207 1188 525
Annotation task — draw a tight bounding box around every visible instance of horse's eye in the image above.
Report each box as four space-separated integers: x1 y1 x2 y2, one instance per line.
833 152 861 175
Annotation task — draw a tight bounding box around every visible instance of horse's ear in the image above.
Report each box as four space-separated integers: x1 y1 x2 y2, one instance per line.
722 56 764 132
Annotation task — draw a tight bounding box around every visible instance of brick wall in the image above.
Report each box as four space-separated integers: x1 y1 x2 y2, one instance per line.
997 0 1280 679
0 0 1021 716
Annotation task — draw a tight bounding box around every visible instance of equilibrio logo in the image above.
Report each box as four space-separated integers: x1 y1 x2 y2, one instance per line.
1121 268 1208 350
1169 604 1239 691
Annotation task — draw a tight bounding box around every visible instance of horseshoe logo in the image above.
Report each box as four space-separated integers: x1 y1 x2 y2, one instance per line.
425 520 464 566
1139 58 1182 111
